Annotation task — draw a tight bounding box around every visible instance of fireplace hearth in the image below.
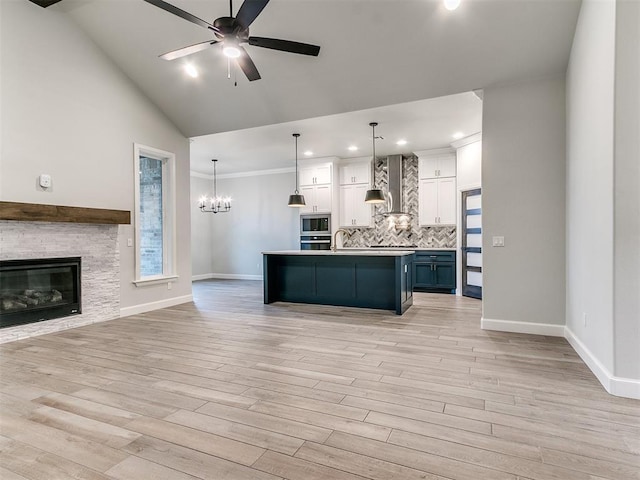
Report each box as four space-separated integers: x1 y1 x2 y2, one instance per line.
0 257 81 328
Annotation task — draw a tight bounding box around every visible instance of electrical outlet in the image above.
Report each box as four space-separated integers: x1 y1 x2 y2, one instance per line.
492 236 505 247
257 263 260 270
583 312 587 327
127 238 133 247
39 174 52 188
167 282 172 290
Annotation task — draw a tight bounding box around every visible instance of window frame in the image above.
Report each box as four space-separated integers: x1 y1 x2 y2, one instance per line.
133 143 178 286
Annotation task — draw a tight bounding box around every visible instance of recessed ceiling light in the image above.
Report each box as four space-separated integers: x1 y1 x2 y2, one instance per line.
396 139 407 146
304 150 313 156
443 0 461 11
184 64 198 78
348 145 358 151
452 132 465 140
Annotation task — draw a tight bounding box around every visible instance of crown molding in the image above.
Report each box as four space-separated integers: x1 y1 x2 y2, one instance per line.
450 132 482 149
190 167 295 180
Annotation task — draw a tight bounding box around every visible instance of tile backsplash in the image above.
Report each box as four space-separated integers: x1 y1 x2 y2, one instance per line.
342 155 457 248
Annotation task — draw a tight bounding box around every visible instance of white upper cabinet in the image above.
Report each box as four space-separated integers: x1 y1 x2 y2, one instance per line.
300 163 332 186
419 177 457 226
300 184 332 214
416 150 457 226
339 184 372 227
418 152 456 179
338 159 372 227
339 161 371 185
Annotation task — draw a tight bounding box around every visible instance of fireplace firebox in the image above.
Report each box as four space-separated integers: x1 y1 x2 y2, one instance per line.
0 257 81 329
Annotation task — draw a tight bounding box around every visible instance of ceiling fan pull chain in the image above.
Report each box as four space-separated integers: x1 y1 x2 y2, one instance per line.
227 58 231 79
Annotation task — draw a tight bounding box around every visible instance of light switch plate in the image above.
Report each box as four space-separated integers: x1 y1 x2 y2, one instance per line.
492 236 505 247
39 174 51 188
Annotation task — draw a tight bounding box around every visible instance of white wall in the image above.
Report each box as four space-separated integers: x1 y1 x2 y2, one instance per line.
613 0 640 381
482 77 566 333
0 0 192 313
192 172 299 278
190 174 214 278
565 0 616 378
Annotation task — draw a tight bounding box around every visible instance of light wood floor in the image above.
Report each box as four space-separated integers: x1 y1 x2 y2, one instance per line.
1 280 639 480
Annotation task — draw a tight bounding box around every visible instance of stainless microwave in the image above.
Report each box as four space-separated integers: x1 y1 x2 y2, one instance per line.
300 214 331 235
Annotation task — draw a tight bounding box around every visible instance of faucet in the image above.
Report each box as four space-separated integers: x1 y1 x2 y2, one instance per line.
332 229 351 252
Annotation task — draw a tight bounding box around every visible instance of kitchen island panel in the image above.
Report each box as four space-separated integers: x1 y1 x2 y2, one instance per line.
263 252 413 315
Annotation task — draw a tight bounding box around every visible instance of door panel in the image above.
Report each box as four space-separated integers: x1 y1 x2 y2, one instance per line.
462 188 482 299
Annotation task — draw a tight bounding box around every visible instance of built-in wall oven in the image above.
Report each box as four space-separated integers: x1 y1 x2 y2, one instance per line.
300 214 331 250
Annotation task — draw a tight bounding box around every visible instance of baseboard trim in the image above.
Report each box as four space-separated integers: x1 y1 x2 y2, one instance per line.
564 326 640 400
481 317 565 337
120 294 193 318
192 273 262 281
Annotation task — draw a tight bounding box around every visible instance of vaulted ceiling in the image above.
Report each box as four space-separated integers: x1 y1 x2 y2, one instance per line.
55 0 581 139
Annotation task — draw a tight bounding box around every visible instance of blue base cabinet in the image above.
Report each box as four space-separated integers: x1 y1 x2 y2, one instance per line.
413 250 456 294
263 253 413 315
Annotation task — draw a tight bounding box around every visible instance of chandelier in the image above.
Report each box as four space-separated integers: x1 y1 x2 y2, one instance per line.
198 159 231 214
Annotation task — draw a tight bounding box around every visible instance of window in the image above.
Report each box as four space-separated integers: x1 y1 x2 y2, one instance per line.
133 144 177 285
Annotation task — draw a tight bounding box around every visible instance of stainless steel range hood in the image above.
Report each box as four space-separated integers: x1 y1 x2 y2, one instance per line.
385 155 409 215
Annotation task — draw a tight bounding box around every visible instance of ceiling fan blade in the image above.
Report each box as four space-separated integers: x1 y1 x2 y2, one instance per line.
28 0 62 7
236 46 261 81
143 0 219 32
248 37 320 56
160 40 219 61
235 0 270 29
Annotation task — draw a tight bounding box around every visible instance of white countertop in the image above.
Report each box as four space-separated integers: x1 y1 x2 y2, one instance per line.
340 247 457 252
262 250 415 257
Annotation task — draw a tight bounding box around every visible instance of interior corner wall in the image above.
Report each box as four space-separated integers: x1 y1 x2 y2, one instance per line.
565 0 616 377
481 77 566 330
210 173 299 277
190 175 214 277
613 0 640 381
0 0 192 313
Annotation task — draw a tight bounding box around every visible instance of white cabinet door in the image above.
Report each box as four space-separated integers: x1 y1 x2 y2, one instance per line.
299 185 316 213
419 154 456 179
438 154 457 177
299 164 332 186
300 185 332 213
419 177 457 225
438 177 457 224
339 162 371 185
352 184 372 226
314 164 332 185
419 156 439 179
339 184 371 227
315 185 332 213
339 185 353 227
299 167 316 187
419 179 438 225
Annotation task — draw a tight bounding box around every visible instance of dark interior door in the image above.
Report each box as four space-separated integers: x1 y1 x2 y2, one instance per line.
461 188 482 299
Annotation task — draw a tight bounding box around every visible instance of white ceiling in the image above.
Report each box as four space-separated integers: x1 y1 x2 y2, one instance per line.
56 0 581 139
190 91 482 175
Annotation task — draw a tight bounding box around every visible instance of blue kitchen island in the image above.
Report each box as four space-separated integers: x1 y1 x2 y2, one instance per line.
262 250 414 315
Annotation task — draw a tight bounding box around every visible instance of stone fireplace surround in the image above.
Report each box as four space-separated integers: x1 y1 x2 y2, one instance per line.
0 220 120 343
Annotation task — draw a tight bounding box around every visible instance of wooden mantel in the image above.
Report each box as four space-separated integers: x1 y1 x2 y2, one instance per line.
0 201 130 225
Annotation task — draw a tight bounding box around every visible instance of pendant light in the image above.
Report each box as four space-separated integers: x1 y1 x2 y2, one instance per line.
288 133 306 207
198 159 232 214
364 122 386 204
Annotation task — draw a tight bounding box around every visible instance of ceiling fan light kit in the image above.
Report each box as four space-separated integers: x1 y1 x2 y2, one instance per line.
143 0 321 82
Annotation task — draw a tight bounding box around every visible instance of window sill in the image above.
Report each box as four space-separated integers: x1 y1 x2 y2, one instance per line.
132 275 179 287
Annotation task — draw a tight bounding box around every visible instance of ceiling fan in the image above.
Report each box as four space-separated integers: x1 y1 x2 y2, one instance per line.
143 0 321 82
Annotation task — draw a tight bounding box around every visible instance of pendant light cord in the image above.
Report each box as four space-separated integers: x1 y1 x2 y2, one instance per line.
212 159 217 198
293 133 300 194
